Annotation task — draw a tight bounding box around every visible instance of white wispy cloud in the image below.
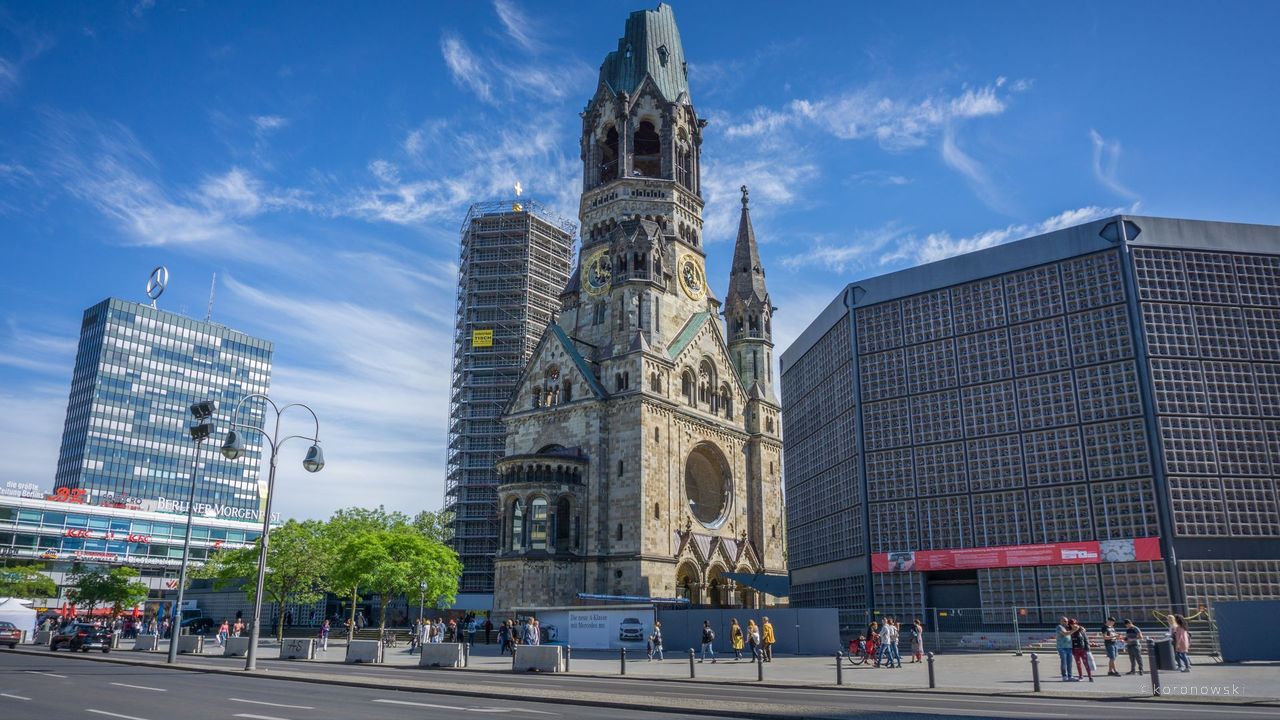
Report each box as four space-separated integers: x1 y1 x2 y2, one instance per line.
0 18 54 97
941 126 1008 213
253 115 289 132
849 170 911 186
700 155 819 243
783 205 1135 273
441 32 494 104
494 0 540 52
724 80 1017 151
131 0 156 19
1090 128 1138 200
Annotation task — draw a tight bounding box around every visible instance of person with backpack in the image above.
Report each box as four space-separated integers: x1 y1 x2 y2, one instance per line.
908 618 924 662
1171 614 1192 672
699 620 717 663
1123 618 1145 675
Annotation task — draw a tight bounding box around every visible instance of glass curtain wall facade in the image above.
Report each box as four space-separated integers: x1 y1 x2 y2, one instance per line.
53 298 272 516
781 216 1280 629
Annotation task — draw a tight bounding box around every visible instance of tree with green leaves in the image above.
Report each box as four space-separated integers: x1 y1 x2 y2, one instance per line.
0 562 57 599
65 566 148 616
335 526 460 631
198 519 329 643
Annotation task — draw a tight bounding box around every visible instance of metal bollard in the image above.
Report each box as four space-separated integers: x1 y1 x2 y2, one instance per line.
1147 640 1160 697
757 652 764 682
620 646 627 675
565 645 572 672
926 651 936 689
836 652 843 685
1030 652 1040 693
689 648 696 678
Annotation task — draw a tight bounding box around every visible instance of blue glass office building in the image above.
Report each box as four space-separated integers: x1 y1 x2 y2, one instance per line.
53 298 273 518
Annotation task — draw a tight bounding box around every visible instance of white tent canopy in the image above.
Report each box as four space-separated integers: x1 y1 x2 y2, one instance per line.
0 597 36 634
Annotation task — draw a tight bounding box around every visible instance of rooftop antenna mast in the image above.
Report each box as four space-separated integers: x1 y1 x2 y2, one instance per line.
206 272 217 322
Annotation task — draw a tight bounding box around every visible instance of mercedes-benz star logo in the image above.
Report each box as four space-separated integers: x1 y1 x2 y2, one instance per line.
146 265 169 301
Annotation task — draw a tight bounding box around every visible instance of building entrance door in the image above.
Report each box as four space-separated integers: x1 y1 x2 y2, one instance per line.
925 570 980 632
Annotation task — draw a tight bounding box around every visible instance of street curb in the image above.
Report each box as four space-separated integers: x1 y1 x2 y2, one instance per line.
6 646 1275 714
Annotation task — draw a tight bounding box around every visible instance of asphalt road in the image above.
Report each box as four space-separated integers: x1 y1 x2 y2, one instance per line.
3 649 1278 720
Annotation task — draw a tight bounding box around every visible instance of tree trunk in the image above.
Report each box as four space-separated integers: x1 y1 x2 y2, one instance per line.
378 594 387 632
276 599 285 644
348 587 358 641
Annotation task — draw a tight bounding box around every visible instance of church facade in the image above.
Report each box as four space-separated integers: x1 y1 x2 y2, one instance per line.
492 3 785 612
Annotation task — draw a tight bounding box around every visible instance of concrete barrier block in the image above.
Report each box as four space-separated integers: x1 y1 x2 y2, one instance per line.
346 639 383 664
176 634 204 654
280 638 315 660
223 636 251 657
133 635 159 651
418 643 465 668
513 645 563 672
33 630 51 646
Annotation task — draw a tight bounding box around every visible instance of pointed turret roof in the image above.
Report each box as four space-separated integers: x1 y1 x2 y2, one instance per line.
727 185 769 306
598 3 689 103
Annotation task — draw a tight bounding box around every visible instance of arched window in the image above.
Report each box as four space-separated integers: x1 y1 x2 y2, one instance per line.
563 380 572 402
601 126 619 183
617 460 625 477
510 499 524 552
650 372 661 393
633 120 660 177
720 384 733 419
681 371 694 405
555 497 572 550
616 523 624 541
529 498 548 551
766 416 775 433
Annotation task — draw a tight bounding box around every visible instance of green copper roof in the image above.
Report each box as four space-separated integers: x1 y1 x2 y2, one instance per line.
599 3 689 102
667 310 710 361
551 323 607 398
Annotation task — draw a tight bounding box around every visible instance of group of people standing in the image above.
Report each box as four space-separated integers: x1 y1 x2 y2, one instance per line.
214 617 246 648
1056 615 1192 682
851 617 924 667
698 617 776 663
496 618 542 655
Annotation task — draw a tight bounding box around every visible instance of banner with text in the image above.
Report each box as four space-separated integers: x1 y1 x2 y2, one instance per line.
534 607 654 650
871 537 1162 573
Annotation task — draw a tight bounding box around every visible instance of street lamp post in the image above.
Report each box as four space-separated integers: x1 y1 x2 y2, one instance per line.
418 581 427 625
220 394 324 672
166 401 217 665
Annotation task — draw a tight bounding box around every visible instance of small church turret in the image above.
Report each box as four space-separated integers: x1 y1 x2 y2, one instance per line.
724 185 777 406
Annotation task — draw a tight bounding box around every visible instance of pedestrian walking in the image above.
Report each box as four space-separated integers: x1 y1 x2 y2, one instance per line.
1069 618 1093 682
699 620 717 663
522 618 538 647
909 618 924 662
746 619 762 663
498 620 511 655
1101 617 1120 676
1171 614 1192 672
233 619 244 638
648 621 664 662
1056 616 1075 681
484 618 493 644
1123 619 1144 675
217 619 229 648
319 619 330 652
730 619 744 660
762 616 775 662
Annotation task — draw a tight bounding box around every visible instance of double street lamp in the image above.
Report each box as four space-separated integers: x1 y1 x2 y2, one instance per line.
166 400 216 665
220 394 324 672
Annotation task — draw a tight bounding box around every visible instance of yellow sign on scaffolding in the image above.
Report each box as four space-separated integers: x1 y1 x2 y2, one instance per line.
472 329 493 348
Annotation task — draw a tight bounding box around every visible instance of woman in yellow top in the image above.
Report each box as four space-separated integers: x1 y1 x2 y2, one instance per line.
761 617 775 662
730 618 744 660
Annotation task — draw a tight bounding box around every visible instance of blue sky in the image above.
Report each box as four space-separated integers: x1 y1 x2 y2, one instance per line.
1 1 1278 519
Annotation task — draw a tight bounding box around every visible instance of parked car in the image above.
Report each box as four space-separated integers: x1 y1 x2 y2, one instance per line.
180 617 216 635
49 623 112 653
618 617 644 642
0 621 21 648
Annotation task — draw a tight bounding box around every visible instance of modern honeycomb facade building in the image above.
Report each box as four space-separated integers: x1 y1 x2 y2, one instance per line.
780 215 1280 630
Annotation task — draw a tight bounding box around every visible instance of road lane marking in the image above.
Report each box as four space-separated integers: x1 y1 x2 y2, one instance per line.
897 707 1071 718
373 699 466 710
1 693 32 700
86 710 152 720
233 715 293 720
109 683 166 692
228 698 315 709
26 670 68 678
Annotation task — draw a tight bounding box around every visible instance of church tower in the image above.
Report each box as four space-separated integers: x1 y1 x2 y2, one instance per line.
493 3 785 614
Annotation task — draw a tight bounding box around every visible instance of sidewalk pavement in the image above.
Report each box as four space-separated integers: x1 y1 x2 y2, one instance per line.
40 636 1280 705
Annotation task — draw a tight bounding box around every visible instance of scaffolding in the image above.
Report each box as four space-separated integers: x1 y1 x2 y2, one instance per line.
446 198 576 593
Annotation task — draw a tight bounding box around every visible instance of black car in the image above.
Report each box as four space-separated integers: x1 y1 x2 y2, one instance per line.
181 617 216 635
49 623 112 653
0 621 21 648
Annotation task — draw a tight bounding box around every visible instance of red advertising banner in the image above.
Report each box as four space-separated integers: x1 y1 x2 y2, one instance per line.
871 537 1162 573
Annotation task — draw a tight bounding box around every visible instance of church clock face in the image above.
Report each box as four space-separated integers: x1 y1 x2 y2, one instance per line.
678 254 705 301
582 247 612 296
